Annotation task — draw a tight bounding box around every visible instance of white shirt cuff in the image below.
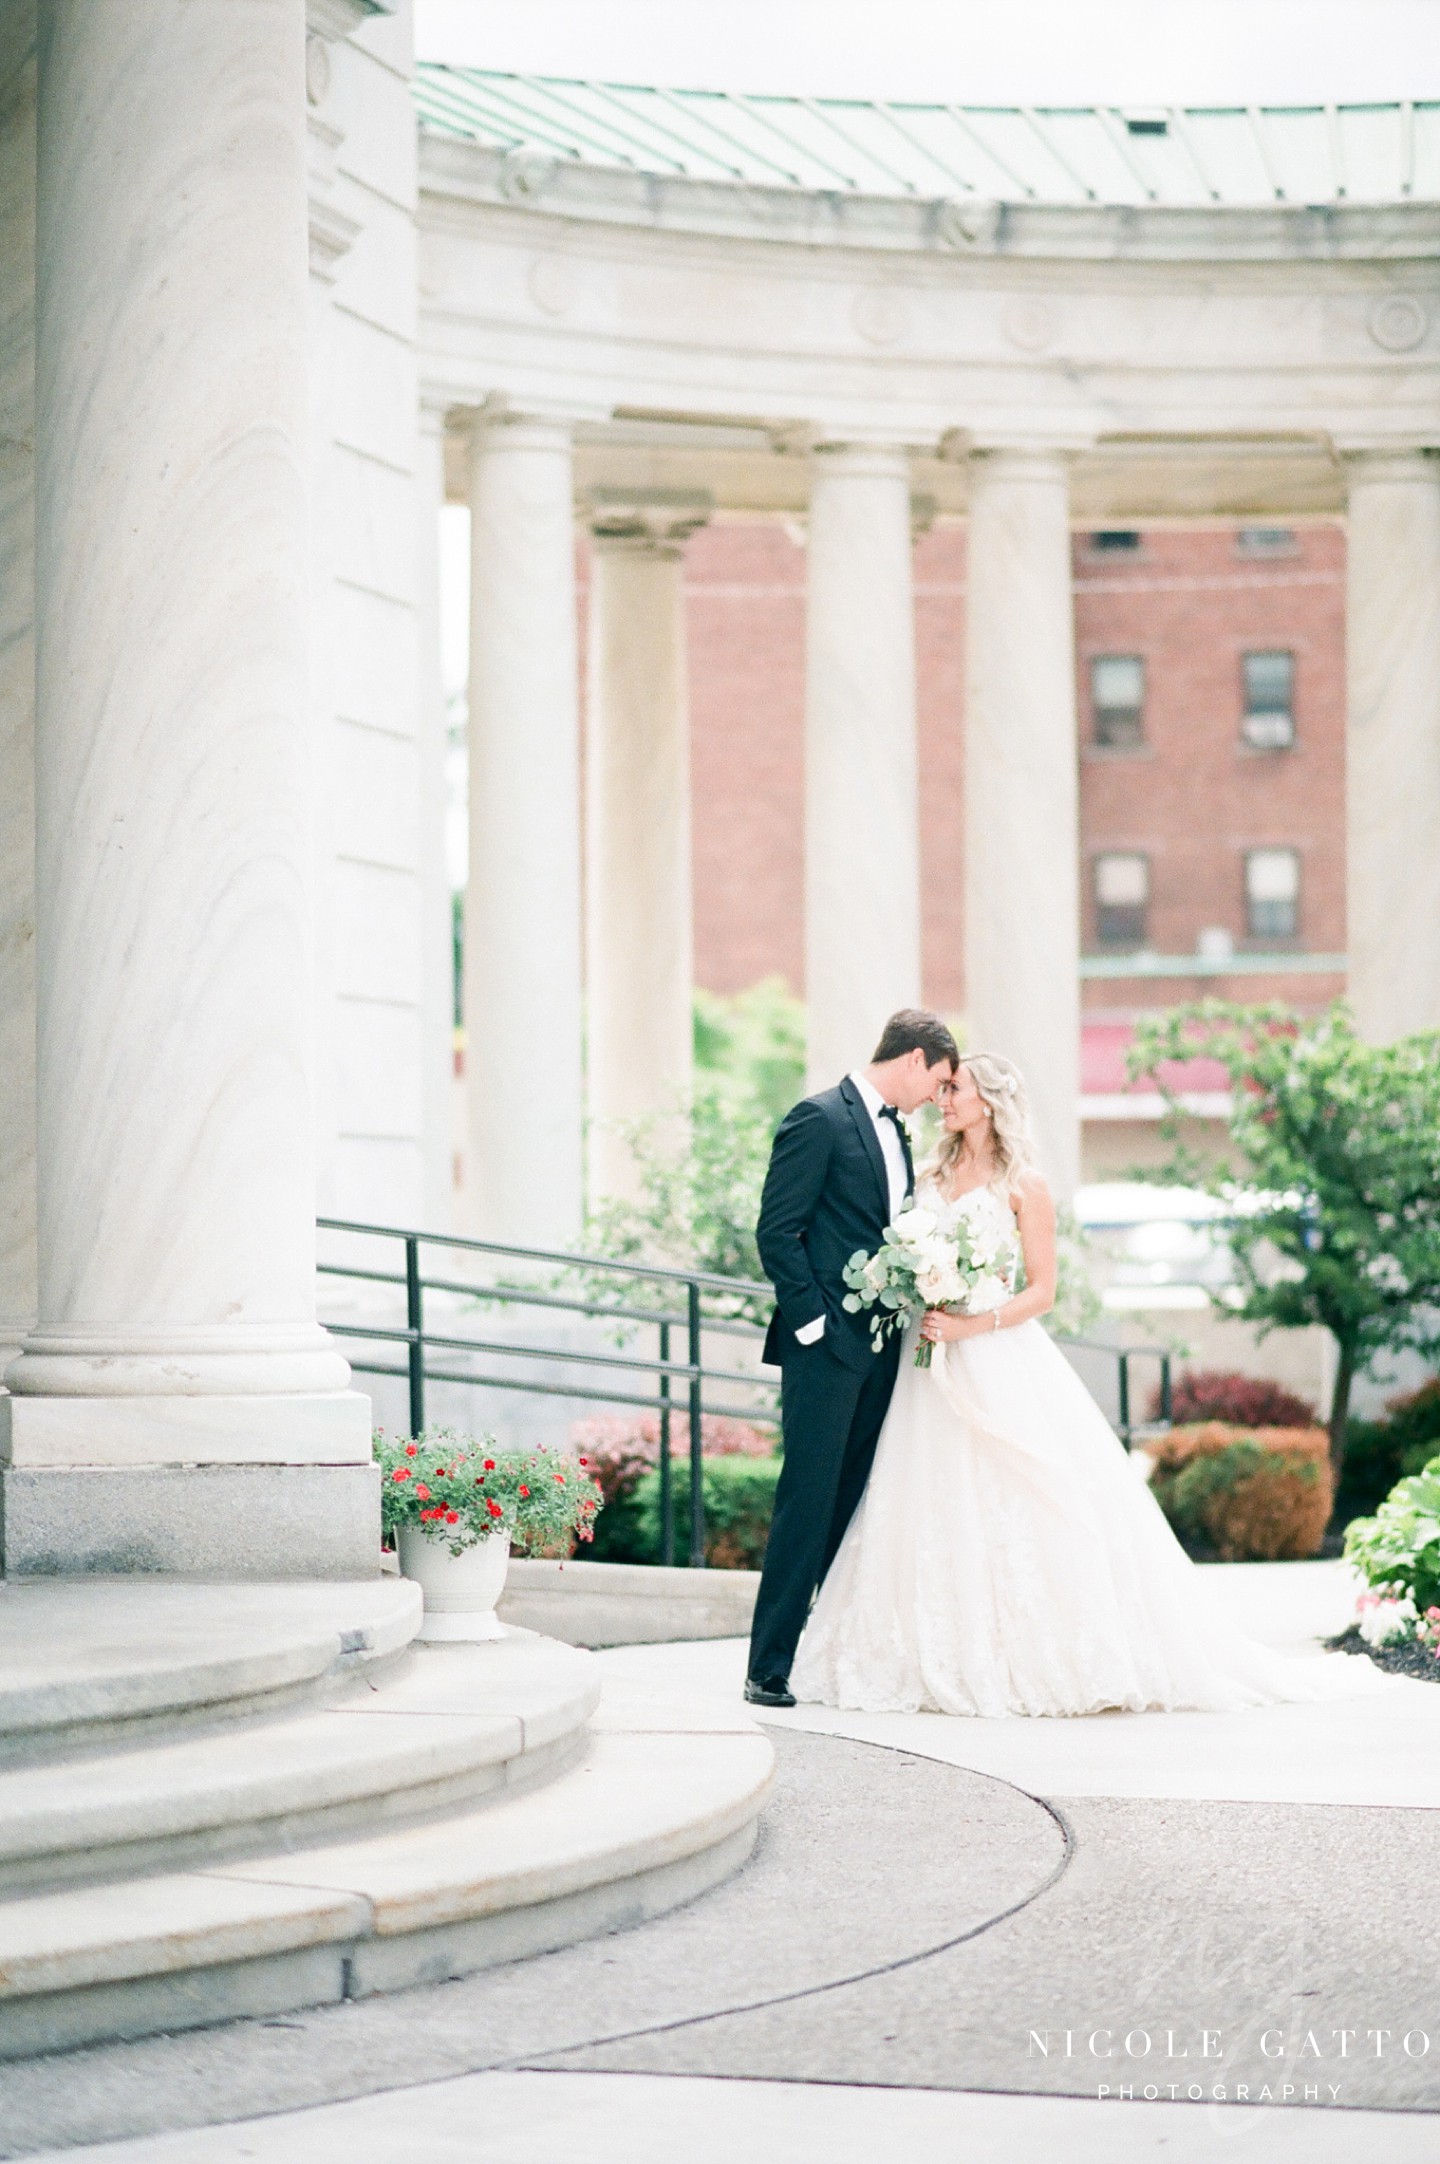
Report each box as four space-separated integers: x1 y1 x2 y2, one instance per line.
794 1315 826 1345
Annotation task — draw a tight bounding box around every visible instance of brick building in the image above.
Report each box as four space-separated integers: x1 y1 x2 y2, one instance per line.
673 514 1347 1175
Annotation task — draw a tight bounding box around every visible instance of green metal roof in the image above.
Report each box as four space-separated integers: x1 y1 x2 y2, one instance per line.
415 66 1440 208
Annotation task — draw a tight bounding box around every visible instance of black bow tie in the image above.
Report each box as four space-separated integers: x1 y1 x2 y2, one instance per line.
878 1104 904 1129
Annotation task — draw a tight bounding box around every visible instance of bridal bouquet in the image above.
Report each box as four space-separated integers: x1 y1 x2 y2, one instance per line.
842 1203 1010 1368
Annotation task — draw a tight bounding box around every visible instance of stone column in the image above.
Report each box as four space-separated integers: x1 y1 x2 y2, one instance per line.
3 0 372 1578
416 401 456 1230
585 490 710 1207
1343 448 1440 1039
0 8 36 1374
805 444 922 1090
964 446 1081 1199
464 413 584 1247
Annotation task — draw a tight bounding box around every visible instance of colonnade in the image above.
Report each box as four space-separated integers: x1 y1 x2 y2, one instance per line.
454 414 1093 1237
452 415 1440 1245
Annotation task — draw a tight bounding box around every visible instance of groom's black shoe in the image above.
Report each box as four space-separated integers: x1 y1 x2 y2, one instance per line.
744 1673 796 1708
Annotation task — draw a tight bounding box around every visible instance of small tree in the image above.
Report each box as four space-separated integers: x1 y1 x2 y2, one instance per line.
1129 1001 1440 1477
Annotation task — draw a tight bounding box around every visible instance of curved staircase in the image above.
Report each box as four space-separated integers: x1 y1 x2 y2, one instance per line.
0 1577 773 2059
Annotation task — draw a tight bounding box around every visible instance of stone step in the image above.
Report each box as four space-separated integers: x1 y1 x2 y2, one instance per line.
0 1632 601 1893
0 1683 773 2059
0 1579 423 1755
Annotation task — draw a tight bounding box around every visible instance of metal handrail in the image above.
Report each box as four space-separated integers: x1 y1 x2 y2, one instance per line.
316 1217 1173 1567
318 1217 778 1566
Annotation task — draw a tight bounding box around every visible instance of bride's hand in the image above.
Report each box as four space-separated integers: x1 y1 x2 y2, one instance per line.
920 1307 990 1343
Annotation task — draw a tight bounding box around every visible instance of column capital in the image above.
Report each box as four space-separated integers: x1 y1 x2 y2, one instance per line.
586 486 712 557
808 440 915 478
1335 441 1440 485
967 434 1095 469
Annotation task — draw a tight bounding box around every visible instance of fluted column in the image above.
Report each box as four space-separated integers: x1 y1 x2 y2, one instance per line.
0 9 36 1374
964 446 1081 1199
585 491 709 1207
3 0 370 1576
464 413 584 1246
1344 448 1440 1039
805 444 922 1090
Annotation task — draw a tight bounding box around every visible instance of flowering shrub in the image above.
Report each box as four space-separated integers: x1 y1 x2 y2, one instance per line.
568 1412 776 1564
1148 1370 1317 1430
1144 1422 1332 1560
375 1428 602 1559
571 1410 773 1495
1343 1454 1440 1620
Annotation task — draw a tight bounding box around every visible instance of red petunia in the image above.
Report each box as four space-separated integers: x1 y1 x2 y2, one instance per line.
414 1483 430 1500
579 1455 589 1466
553 1474 566 1485
446 1510 459 1525
487 1497 503 1518
518 1484 530 1497
404 1442 418 1457
391 1467 410 1482
483 1459 495 1471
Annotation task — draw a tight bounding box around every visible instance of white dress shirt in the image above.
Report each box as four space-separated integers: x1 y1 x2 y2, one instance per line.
794 1072 909 1346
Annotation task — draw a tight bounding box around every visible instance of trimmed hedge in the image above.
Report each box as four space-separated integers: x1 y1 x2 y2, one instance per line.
1144 1422 1333 1561
632 1454 781 1570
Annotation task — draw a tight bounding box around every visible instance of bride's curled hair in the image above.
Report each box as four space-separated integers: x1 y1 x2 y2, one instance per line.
932 1050 1038 1196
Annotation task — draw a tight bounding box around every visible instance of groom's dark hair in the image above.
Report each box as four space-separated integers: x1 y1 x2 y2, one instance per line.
871 1009 960 1068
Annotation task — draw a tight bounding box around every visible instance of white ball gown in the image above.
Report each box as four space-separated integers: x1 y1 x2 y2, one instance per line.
791 1180 1387 1717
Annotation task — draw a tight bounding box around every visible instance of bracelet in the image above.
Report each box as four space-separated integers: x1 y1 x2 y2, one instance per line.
991 1309 1001 1333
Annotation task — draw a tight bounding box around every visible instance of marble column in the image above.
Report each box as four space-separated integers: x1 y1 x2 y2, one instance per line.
0 8 36 1374
585 491 710 1207
1343 448 1440 1039
805 444 923 1090
964 446 1081 1199
3 0 371 1577
464 413 584 1248
416 401 456 1230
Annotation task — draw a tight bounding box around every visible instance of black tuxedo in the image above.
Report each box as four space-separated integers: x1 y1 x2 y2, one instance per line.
748 1078 912 1682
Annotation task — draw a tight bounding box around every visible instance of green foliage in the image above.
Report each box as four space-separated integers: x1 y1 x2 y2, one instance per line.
374 1427 602 1557
693 978 806 1131
586 981 806 1319
1337 1379 1440 1528
1157 1438 1271 1547
1127 1001 1440 1465
1344 1456 1440 1615
632 1452 781 1570
1048 1207 1103 1341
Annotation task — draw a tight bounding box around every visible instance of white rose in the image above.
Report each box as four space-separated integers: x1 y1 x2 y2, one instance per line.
966 1273 1008 1314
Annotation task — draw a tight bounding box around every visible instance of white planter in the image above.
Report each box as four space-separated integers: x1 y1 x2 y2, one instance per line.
396 1526 511 1642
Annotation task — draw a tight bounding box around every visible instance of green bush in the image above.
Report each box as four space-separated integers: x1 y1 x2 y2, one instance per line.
1337 1377 1440 1528
1343 1455 1440 1615
632 1453 781 1570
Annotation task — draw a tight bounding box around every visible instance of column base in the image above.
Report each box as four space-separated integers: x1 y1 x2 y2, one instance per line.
0 1391 372 1467
0 1463 381 1579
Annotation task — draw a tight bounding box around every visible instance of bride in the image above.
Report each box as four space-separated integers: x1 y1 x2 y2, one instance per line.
791 1051 1384 1718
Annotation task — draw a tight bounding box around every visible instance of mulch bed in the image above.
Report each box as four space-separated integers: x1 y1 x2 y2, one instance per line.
1324 1624 1440 1683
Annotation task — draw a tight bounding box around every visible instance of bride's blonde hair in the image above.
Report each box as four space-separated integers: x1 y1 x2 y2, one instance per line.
930 1051 1038 1196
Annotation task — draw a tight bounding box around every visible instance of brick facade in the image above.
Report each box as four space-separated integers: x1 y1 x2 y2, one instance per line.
680 515 1347 1033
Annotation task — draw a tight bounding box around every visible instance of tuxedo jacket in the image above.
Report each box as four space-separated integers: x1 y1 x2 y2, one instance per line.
756 1077 913 1374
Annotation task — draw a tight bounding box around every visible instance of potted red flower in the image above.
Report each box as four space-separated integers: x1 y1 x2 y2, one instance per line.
375 1427 602 1640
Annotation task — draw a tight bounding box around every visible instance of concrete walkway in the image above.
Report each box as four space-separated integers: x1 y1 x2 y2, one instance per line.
7 1562 1440 2159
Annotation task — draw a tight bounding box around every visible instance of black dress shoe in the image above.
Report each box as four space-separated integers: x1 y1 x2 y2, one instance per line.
744 1674 796 1708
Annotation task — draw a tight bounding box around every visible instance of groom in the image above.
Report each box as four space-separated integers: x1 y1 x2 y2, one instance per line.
745 1009 960 1707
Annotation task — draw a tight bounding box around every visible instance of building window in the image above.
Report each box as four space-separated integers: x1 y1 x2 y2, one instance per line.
1094 852 1150 946
1089 530 1141 552
1091 654 1145 748
1241 649 1295 749
1237 526 1297 557
1245 848 1300 941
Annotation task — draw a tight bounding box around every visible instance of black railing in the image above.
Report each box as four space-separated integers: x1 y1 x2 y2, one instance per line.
317 1218 1173 1568
318 1218 776 1567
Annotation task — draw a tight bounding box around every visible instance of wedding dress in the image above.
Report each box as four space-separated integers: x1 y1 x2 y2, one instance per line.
791 1179 1387 1717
